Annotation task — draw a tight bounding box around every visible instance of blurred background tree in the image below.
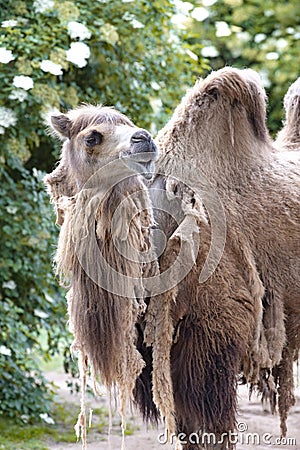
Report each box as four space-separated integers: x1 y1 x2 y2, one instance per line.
0 0 299 425
0 0 205 423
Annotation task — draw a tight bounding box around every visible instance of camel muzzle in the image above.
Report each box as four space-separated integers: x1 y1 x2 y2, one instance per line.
121 130 158 180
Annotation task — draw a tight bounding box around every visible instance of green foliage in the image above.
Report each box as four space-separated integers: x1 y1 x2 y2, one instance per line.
0 401 89 449
0 418 51 450
0 165 68 422
189 0 300 134
0 402 121 449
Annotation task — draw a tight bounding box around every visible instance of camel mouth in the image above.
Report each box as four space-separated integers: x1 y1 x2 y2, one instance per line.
120 155 156 180
120 143 158 180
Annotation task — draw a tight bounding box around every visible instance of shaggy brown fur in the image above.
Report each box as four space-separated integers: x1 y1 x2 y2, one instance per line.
45 105 158 445
144 67 300 446
267 76 300 428
275 76 300 151
45 81 299 449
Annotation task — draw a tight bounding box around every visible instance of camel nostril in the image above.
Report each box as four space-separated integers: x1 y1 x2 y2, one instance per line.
131 130 151 143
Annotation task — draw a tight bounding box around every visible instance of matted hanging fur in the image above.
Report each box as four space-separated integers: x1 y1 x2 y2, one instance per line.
136 67 300 448
45 105 158 448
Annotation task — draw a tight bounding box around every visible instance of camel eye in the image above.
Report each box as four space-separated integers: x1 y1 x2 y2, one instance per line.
84 131 103 147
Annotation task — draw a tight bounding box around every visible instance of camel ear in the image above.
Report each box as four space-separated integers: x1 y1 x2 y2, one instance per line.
284 77 300 123
206 87 219 100
51 114 72 139
44 166 76 226
246 80 267 140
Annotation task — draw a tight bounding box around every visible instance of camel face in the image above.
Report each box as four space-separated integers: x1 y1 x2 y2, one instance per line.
69 122 157 185
76 124 155 160
49 105 158 189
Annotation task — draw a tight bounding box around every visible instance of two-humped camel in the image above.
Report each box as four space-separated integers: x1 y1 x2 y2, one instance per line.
45 69 300 449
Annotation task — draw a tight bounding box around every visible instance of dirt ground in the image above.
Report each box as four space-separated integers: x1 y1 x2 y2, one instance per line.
46 371 300 450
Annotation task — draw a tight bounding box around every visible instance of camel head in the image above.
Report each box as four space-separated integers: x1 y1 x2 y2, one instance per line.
283 76 300 123
45 105 158 224
50 104 157 187
156 67 269 169
199 67 268 140
275 76 300 151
